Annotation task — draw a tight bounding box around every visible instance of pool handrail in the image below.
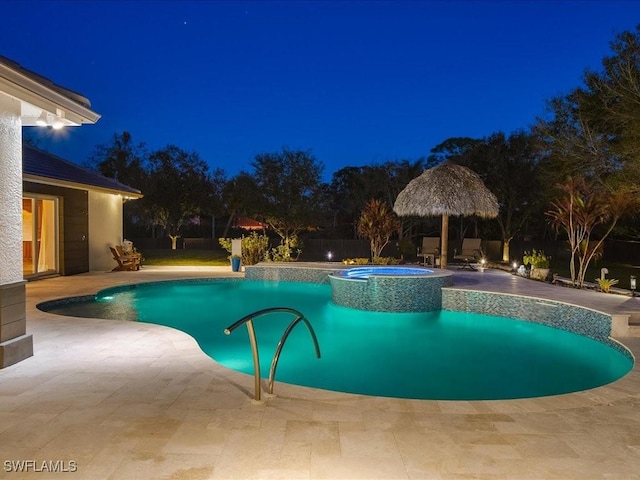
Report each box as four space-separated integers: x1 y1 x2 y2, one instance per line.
224 307 321 403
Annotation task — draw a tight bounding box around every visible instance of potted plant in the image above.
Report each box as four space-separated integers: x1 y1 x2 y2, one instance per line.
523 250 551 281
230 254 242 272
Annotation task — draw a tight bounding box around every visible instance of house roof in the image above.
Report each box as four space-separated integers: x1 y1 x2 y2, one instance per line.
23 145 143 198
0 56 91 108
0 55 100 127
236 216 268 230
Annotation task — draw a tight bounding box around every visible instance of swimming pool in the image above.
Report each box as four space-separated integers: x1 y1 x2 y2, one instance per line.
38 279 633 401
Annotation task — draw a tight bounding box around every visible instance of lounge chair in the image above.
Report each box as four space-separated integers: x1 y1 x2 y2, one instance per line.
110 246 140 271
116 244 143 267
418 237 440 266
453 238 483 270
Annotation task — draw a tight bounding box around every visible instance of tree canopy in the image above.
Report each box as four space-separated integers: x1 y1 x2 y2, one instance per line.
81 23 640 260
90 134 223 245
250 147 324 250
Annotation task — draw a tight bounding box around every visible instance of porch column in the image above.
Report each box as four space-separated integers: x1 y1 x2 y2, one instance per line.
0 92 32 368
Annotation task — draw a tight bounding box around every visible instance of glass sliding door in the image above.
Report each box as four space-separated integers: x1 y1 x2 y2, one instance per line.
22 195 58 278
22 198 34 275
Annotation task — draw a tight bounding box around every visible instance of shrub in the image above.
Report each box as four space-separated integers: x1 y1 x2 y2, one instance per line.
266 235 302 262
523 250 550 269
342 258 370 265
373 256 400 265
595 277 619 293
219 232 270 265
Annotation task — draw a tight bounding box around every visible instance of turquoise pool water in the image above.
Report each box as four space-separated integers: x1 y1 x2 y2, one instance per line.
336 266 433 279
39 279 633 400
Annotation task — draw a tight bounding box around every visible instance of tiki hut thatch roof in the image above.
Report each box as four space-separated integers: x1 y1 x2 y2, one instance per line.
393 162 499 218
393 162 498 269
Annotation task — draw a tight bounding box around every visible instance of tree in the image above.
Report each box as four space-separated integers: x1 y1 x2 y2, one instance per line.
199 166 227 240
582 25 640 162
533 25 640 244
144 145 214 249
250 148 324 253
534 93 619 187
357 199 400 260
88 131 147 187
534 26 640 198
87 131 148 237
220 172 260 238
546 176 637 287
329 159 426 240
378 159 427 242
426 137 483 167
456 132 542 262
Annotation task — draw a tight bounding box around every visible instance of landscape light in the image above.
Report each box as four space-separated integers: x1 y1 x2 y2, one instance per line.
327 251 333 261
631 275 636 296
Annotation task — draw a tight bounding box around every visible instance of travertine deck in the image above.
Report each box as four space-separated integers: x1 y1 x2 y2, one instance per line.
1 266 640 479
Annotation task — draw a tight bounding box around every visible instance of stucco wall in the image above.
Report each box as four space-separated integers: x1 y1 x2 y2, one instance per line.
0 93 23 285
88 191 123 272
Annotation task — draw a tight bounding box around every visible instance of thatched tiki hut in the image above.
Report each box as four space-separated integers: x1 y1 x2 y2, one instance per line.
393 162 499 268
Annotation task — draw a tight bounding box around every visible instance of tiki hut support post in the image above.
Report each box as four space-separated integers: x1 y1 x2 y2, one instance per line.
393 162 498 270
441 214 449 268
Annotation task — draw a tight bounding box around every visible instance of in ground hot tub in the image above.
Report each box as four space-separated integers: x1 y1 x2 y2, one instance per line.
328 266 453 312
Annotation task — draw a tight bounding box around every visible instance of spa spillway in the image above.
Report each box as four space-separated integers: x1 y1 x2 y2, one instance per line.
328 266 453 312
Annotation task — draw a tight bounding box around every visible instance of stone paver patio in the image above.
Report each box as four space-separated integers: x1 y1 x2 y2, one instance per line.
1 266 640 479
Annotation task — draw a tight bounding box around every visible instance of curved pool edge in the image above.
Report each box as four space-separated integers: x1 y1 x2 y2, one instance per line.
244 264 635 362
37 273 635 355
35 277 249 313
443 287 635 363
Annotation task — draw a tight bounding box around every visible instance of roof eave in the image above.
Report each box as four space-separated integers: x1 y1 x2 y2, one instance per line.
23 174 143 199
0 63 101 126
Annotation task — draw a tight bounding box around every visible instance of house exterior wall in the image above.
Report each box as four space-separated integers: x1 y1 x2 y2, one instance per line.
23 181 89 275
0 92 31 367
88 191 123 271
0 94 23 284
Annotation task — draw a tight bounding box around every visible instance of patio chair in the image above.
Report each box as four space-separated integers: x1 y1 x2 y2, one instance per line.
110 246 140 271
116 244 143 268
453 238 483 271
418 237 440 266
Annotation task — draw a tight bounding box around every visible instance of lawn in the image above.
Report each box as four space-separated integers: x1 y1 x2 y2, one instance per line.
142 248 230 266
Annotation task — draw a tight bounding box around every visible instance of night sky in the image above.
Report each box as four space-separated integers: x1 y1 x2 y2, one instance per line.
4 1 639 180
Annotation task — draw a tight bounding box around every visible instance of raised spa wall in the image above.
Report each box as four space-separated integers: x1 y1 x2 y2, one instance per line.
329 272 453 312
246 264 454 312
245 264 631 358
